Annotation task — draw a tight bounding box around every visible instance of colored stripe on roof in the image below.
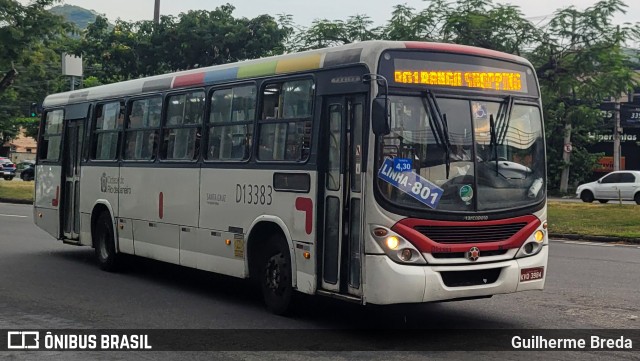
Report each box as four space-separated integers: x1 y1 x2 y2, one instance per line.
203 67 238 84
237 61 278 79
275 54 322 74
324 48 362 68
142 77 173 93
404 42 526 64
173 72 205 88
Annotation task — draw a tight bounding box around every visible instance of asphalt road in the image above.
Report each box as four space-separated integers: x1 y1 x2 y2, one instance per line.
0 203 638 360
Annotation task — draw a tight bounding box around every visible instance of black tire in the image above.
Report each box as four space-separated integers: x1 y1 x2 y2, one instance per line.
635 193 640 205
94 212 120 272
580 190 594 203
260 235 293 315
598 199 609 204
4 176 13 181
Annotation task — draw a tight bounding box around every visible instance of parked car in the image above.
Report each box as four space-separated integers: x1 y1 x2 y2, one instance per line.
576 171 640 204
20 163 35 181
0 157 16 180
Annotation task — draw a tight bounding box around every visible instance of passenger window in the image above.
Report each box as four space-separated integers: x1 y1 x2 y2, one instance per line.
92 102 124 160
124 97 162 161
601 173 620 184
619 173 635 183
162 91 204 161
39 110 64 161
206 85 256 161
258 79 313 162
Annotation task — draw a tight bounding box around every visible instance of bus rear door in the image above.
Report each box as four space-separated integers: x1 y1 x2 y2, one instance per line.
60 104 89 242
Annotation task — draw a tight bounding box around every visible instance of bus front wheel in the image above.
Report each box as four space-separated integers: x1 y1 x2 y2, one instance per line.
260 235 293 315
94 212 120 272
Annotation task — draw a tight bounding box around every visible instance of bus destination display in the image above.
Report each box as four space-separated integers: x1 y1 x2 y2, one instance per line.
392 58 529 94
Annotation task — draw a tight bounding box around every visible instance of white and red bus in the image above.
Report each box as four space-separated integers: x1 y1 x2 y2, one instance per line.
34 41 548 314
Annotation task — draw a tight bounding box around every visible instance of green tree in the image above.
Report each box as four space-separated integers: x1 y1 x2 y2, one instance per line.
0 0 71 93
76 4 290 83
530 0 640 191
0 0 73 144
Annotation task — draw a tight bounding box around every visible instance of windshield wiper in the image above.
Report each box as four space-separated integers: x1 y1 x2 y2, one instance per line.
496 95 514 144
489 95 514 176
489 113 498 175
422 90 451 178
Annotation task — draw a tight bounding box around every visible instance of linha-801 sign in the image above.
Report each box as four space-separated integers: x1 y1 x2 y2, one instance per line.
378 158 444 209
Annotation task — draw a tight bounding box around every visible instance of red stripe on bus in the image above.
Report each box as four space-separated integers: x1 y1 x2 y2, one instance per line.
173 72 205 88
391 215 540 253
295 197 313 235
404 42 526 63
52 186 59 207
159 192 164 220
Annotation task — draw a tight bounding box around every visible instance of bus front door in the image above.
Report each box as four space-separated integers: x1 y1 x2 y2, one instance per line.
321 95 365 296
61 119 84 241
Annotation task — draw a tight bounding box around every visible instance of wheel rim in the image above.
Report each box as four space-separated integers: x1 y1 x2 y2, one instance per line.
98 231 109 260
264 254 287 296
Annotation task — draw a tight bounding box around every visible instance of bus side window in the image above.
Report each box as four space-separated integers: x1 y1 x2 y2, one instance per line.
124 97 162 161
91 102 122 161
206 85 256 161
257 79 314 162
162 91 204 161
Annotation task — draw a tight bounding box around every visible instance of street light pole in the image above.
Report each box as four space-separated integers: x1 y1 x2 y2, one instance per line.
613 101 620 171
154 0 160 24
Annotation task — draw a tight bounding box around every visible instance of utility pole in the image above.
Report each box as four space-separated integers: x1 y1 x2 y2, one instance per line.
154 0 160 24
613 100 621 171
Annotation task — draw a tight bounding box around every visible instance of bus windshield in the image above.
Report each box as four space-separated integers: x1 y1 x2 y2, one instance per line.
377 94 545 212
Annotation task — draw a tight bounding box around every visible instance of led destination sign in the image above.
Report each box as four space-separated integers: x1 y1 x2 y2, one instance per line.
394 70 523 92
389 57 531 94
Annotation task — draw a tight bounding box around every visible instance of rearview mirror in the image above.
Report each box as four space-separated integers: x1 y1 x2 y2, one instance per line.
372 97 390 136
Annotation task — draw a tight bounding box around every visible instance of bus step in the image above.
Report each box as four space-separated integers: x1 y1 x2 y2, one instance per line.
316 289 363 304
62 239 82 246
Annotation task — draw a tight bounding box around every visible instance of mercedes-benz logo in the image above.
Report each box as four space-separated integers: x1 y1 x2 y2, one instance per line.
466 247 480 261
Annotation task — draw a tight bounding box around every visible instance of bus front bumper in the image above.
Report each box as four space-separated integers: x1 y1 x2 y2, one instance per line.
363 245 548 305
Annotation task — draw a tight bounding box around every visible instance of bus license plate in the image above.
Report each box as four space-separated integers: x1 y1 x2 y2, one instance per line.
520 267 544 282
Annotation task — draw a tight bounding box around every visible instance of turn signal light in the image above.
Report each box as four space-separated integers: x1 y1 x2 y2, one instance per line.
303 251 311 259
373 228 388 237
534 230 544 242
225 239 231 245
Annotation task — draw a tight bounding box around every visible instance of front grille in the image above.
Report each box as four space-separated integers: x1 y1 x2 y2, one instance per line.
414 223 527 244
440 268 502 287
431 249 508 259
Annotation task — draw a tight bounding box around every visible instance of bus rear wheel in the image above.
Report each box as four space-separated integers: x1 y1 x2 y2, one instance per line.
260 235 293 315
94 212 120 272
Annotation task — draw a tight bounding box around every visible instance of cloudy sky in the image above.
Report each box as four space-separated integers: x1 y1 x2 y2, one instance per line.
44 0 639 26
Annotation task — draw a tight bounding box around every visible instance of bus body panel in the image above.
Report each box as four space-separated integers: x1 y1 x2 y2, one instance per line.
34 164 62 239
364 246 547 305
200 168 318 293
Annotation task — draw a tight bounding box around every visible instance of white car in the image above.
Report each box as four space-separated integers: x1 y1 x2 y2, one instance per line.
576 171 640 204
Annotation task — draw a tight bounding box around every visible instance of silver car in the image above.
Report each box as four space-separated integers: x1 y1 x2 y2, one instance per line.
576 171 640 204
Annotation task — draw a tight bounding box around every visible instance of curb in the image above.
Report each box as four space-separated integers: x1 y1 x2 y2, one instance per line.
0 198 33 205
550 233 640 245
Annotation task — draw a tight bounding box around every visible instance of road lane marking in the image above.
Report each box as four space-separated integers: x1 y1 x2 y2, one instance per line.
551 240 634 248
0 214 28 218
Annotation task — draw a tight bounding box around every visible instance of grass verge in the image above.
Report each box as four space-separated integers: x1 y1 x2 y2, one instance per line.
0 181 34 202
548 201 640 238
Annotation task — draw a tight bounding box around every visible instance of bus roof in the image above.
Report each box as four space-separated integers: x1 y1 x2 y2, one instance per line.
43 40 534 108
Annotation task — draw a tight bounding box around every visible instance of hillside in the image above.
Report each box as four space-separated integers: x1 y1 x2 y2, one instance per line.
49 4 105 29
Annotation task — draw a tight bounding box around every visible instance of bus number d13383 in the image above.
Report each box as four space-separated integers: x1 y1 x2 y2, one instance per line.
236 184 273 205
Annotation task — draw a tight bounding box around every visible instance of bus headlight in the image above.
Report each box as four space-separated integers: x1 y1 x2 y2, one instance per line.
371 226 426 265
516 229 546 258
